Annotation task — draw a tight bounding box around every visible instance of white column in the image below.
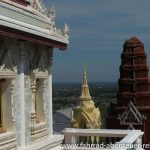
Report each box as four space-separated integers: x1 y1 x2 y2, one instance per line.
47 47 53 136
48 75 53 135
20 68 25 147
18 41 26 148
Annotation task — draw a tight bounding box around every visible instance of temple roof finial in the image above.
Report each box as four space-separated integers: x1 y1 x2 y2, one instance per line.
62 22 69 39
83 63 87 84
47 1 56 21
80 64 92 101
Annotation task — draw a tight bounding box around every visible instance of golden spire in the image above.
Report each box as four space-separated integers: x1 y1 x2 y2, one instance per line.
80 64 92 101
71 64 102 129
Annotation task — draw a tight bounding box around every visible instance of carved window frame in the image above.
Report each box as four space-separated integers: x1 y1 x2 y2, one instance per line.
31 71 48 124
35 78 45 123
0 73 16 133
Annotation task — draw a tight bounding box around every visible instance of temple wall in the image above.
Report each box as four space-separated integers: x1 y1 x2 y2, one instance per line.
0 36 54 149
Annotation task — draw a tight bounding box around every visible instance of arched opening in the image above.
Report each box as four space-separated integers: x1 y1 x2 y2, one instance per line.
35 79 45 123
0 79 13 133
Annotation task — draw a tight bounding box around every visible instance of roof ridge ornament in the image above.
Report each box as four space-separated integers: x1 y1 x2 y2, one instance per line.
30 0 47 14
30 0 69 41
47 3 56 29
62 22 69 40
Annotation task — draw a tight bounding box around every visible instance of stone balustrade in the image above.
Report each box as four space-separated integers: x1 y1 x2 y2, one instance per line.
62 128 144 150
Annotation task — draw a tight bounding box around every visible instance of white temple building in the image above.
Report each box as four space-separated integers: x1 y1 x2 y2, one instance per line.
0 0 69 149
0 0 145 150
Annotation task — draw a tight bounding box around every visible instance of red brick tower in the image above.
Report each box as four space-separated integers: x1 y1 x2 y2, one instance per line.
107 37 150 145
118 37 150 107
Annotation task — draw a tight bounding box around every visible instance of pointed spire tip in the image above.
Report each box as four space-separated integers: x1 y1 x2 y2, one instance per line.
84 63 86 75
80 63 91 100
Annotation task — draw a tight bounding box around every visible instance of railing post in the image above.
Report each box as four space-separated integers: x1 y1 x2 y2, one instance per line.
63 129 78 144
64 133 78 144
135 134 143 150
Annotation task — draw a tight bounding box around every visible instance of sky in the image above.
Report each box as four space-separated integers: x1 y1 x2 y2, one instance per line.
43 0 150 83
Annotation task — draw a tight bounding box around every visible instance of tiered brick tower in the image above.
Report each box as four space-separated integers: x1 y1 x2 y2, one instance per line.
107 37 150 145
118 37 150 106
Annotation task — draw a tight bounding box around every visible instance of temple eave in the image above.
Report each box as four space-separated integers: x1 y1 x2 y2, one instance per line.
0 25 68 50
9 0 30 6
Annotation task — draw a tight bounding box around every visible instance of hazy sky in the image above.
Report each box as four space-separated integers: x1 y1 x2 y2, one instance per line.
44 0 150 82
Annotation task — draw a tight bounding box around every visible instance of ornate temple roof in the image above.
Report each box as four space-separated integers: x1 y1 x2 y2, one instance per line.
71 64 101 129
0 0 69 49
